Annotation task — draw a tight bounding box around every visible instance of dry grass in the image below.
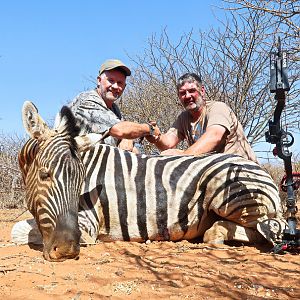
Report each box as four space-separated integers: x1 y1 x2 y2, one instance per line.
0 133 26 209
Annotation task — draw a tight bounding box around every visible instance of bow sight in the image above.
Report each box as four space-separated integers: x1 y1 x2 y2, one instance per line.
265 37 300 254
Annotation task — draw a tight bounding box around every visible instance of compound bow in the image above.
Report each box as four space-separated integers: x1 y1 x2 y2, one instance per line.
265 37 300 253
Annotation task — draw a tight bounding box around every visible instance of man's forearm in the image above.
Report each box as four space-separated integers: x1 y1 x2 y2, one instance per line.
148 134 173 151
183 130 226 156
109 121 153 139
146 129 180 151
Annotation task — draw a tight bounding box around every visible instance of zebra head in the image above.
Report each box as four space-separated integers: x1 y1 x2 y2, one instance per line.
20 101 99 261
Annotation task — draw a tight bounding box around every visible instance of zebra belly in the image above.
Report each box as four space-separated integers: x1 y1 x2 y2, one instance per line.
99 197 204 242
95 220 203 242
78 187 205 242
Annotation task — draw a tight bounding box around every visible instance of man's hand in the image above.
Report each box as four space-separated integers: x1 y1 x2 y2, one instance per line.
161 149 184 156
145 121 161 143
118 139 134 151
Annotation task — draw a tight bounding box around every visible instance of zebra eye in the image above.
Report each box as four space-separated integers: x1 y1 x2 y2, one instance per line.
39 169 51 181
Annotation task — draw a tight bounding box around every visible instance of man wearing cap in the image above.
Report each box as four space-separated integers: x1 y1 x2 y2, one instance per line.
68 59 160 150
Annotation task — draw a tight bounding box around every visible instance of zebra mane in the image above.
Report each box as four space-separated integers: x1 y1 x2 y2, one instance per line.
55 106 81 138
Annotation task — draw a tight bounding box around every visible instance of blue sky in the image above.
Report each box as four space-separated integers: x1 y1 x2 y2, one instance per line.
0 0 298 163
0 0 221 133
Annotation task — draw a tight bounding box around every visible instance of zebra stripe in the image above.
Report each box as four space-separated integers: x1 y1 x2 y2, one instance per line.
77 143 284 243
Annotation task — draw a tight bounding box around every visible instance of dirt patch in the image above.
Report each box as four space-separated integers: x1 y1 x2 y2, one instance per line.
0 209 299 299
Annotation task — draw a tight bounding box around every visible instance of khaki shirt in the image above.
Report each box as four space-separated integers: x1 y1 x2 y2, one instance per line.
172 101 258 163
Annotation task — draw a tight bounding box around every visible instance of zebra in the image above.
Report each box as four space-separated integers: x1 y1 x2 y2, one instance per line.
12 101 287 261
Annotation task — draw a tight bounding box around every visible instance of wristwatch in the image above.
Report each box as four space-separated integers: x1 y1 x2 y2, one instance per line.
147 123 155 136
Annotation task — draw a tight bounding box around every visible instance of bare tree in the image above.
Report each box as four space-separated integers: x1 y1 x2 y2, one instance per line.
221 0 300 155
222 0 300 55
121 8 299 152
0 133 26 208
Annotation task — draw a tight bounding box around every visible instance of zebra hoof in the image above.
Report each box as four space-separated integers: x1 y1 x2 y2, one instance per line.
203 238 225 245
257 218 288 244
11 219 43 245
203 222 228 244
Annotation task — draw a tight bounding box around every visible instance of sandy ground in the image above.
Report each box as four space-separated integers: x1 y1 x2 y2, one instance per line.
0 209 299 300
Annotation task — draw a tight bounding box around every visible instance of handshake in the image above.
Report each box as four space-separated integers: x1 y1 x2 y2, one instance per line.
145 121 161 144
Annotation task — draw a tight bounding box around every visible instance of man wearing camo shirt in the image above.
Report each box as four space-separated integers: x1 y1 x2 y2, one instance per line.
68 59 160 151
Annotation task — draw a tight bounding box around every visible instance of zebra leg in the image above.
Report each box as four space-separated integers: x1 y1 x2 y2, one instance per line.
11 219 43 245
77 209 99 245
203 220 266 244
11 217 97 246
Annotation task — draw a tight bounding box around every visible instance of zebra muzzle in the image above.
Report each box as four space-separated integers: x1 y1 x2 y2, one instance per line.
43 212 81 261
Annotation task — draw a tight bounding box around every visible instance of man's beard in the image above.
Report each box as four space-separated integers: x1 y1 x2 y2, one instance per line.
100 86 119 102
185 96 204 112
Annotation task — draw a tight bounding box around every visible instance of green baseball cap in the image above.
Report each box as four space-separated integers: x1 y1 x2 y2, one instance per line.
99 59 131 76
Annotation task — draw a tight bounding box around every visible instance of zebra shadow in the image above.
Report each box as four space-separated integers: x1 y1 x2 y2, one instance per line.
199 163 280 250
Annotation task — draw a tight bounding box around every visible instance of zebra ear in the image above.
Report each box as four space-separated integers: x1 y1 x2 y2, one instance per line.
22 101 50 139
74 133 104 152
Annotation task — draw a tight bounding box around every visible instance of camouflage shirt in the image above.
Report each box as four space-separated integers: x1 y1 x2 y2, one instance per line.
68 89 122 146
